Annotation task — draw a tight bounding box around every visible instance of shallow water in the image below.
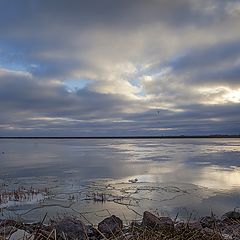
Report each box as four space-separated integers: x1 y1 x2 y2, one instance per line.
0 138 239 223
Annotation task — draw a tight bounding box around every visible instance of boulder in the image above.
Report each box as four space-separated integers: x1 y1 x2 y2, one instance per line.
222 211 240 221
86 225 100 239
55 217 87 240
98 215 123 237
141 211 174 231
9 229 34 240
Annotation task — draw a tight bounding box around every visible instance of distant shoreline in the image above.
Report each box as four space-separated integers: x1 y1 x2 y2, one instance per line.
0 135 239 139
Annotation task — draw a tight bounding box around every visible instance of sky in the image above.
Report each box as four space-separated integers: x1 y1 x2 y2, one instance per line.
0 0 240 136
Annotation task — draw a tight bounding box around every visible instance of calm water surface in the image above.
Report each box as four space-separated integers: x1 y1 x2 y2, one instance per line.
0 138 240 223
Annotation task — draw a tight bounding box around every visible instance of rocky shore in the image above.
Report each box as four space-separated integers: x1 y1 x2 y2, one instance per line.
1 210 240 239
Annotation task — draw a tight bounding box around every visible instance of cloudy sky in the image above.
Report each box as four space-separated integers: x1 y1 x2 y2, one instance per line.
0 0 240 136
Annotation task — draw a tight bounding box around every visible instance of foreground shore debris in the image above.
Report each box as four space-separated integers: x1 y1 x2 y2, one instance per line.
1 210 240 239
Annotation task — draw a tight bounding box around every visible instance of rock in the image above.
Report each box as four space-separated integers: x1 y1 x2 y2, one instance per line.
0 226 17 237
141 211 174 231
222 211 240 221
9 229 34 240
55 217 87 240
86 225 100 239
98 215 123 237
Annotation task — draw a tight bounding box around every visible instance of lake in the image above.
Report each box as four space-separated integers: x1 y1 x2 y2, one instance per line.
0 138 239 224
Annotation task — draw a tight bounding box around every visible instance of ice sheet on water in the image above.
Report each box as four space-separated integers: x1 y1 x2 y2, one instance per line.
0 175 220 224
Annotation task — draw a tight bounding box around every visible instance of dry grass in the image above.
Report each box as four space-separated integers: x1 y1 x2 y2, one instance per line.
0 223 228 240
0 211 236 240
122 223 223 240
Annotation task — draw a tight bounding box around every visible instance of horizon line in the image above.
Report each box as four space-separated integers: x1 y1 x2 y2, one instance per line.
0 135 240 139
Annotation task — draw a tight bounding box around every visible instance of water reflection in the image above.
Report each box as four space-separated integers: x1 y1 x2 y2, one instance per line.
0 138 240 221
0 139 240 187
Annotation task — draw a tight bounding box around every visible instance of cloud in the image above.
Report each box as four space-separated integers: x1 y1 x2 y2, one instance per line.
141 39 240 108
0 67 148 136
0 0 240 136
171 41 240 72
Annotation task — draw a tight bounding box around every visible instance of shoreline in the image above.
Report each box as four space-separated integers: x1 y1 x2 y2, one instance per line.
1 210 240 239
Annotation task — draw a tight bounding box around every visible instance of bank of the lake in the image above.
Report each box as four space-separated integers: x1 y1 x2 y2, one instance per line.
1 210 240 239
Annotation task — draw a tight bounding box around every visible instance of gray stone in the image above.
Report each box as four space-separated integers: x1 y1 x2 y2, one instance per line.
222 211 240 221
98 215 123 237
9 229 34 240
86 225 100 239
141 211 174 231
55 217 87 240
